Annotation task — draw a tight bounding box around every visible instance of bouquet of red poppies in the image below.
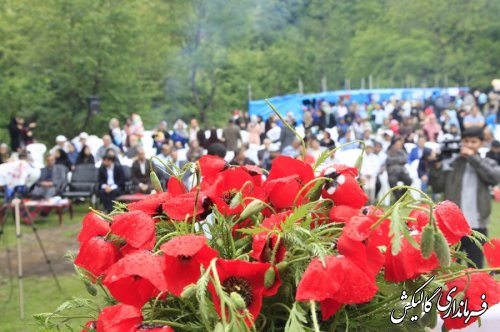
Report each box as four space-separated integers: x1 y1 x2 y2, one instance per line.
36 151 500 332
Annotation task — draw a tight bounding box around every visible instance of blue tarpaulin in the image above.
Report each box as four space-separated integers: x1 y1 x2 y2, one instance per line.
248 87 469 124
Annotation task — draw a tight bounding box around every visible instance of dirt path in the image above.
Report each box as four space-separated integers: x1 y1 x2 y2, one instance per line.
0 222 80 278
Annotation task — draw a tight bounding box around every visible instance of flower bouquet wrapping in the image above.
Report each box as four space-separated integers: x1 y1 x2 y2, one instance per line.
36 117 500 332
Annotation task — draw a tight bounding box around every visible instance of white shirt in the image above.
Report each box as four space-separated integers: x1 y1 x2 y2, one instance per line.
102 165 117 190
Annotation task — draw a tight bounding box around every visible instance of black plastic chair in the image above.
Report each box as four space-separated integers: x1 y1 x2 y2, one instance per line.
121 165 134 194
62 164 98 205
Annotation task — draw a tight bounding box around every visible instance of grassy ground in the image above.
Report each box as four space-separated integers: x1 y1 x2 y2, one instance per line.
0 201 499 332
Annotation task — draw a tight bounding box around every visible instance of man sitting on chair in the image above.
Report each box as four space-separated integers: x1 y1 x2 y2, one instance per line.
98 154 125 213
131 147 152 194
31 155 66 200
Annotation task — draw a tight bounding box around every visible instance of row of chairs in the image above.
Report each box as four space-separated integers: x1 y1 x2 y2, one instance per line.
61 164 134 206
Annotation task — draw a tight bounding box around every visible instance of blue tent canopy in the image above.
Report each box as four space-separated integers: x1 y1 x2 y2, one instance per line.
248 87 469 124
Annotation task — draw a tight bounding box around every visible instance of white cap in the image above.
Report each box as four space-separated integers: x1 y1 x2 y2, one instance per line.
55 135 67 143
79 132 89 139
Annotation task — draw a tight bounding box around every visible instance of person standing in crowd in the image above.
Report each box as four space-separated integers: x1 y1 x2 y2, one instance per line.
361 141 379 203
76 145 95 166
155 120 171 145
172 119 189 148
430 127 500 268
73 132 89 153
279 118 296 152
423 114 441 142
463 105 485 129
131 147 152 194
222 119 241 152
96 135 121 161
66 142 79 168
408 136 427 164
247 115 263 145
486 140 500 165
189 119 200 143
186 139 203 162
109 118 124 150
98 154 125 213
230 147 255 166
417 147 435 192
50 135 68 155
320 131 336 149
307 136 325 163
125 134 141 159
338 129 358 150
386 137 412 200
54 148 72 170
0 143 10 164
31 155 67 200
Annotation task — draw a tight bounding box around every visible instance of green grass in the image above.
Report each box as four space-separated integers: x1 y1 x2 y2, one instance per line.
0 275 96 332
0 200 499 331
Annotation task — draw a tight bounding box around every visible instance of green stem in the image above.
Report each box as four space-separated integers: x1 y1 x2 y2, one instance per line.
310 301 320 332
150 291 165 322
88 207 112 222
292 177 332 208
437 267 500 283
149 320 189 329
153 232 179 252
150 156 176 177
210 259 228 326
270 235 281 265
265 99 306 161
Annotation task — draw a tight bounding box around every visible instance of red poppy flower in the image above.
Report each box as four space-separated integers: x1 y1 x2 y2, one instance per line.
205 168 266 216
258 212 291 230
167 176 187 196
363 206 391 247
484 238 500 268
384 233 439 282
250 232 286 264
96 304 142 332
329 205 359 223
440 272 500 330
82 320 96 331
342 215 374 241
199 155 229 185
162 191 210 221
160 235 218 296
264 156 315 209
321 165 368 209
103 251 168 308
406 205 430 231
208 259 272 327
111 211 156 251
337 234 384 278
75 236 120 280
434 201 472 245
241 164 264 187
133 324 174 332
296 255 378 320
77 212 110 245
128 192 171 216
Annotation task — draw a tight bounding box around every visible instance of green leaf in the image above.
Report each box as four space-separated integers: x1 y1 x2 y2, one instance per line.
389 204 403 255
285 302 308 332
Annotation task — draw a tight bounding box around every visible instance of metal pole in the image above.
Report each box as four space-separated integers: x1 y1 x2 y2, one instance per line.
361 77 365 89
321 76 327 92
298 79 304 94
13 198 24 320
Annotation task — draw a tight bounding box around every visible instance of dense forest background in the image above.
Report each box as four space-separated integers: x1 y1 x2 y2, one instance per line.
1 0 499 142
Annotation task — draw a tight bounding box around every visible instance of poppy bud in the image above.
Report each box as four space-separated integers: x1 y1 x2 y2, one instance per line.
434 231 451 267
213 322 224 332
180 284 197 299
84 279 98 296
230 292 247 309
420 224 435 258
150 171 163 193
276 261 288 272
229 192 243 209
264 266 276 289
239 199 265 221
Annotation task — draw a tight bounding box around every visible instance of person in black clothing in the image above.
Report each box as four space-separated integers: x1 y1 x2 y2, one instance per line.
230 147 256 166
8 116 24 152
54 148 72 170
320 131 336 149
486 140 500 165
131 147 152 193
76 145 95 166
98 154 125 213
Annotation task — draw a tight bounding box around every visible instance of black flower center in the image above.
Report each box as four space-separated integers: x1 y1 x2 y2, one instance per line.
222 276 253 307
178 255 192 263
222 189 238 205
132 275 142 281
